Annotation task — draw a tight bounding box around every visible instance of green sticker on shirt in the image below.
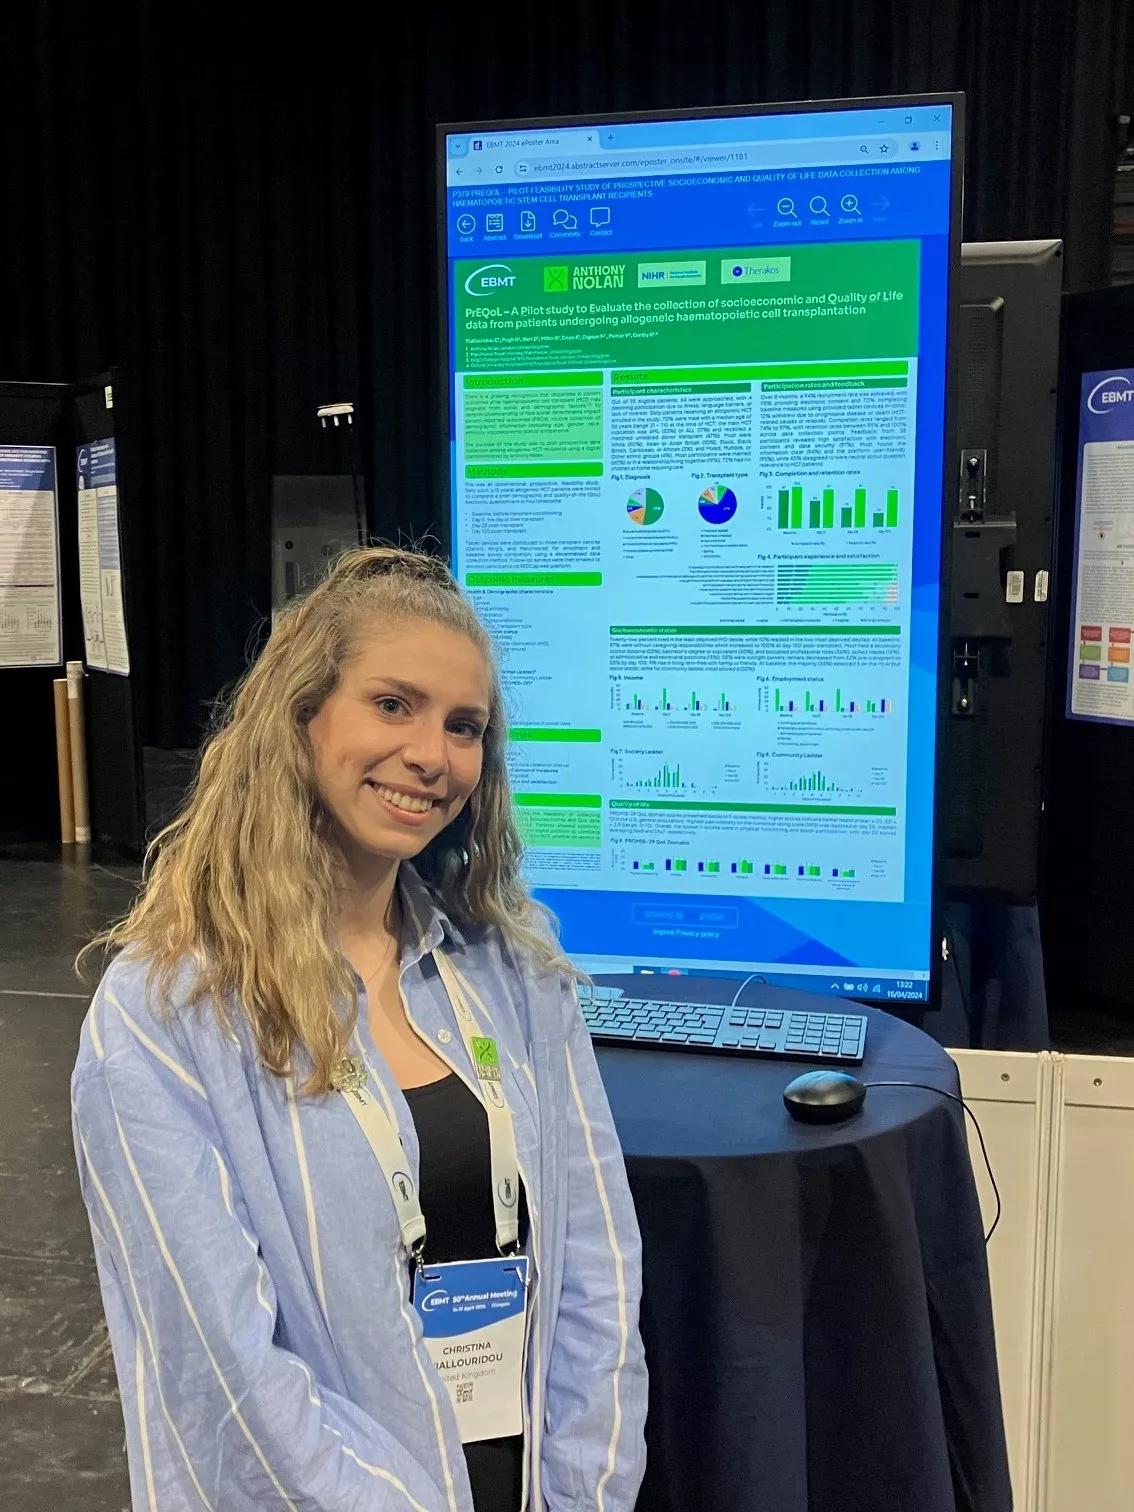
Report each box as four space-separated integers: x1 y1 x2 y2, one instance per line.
472 1036 501 1080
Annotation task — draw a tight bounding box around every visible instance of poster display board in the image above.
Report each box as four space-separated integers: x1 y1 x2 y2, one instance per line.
1066 369 1134 726
77 438 130 675
0 443 61 667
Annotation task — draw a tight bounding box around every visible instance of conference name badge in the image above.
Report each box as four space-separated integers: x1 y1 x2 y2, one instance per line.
413 1256 528 1443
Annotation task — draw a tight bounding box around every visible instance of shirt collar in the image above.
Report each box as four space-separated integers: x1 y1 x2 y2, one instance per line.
397 864 466 968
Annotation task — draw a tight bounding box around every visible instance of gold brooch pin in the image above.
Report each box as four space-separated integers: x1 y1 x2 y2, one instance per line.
332 1055 368 1102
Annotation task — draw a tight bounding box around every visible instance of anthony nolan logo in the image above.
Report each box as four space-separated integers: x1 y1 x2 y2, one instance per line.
464 263 518 297
544 262 626 293
1087 374 1134 414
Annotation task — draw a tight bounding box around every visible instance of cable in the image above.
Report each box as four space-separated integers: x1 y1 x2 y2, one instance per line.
863 1081 1001 1244
729 971 768 1008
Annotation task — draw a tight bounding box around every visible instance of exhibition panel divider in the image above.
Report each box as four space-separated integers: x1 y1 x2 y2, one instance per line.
72 376 145 855
0 382 80 842
1039 1053 1134 1512
0 375 145 853
952 1048 1134 1512
950 1049 1054 1511
1044 285 1134 1017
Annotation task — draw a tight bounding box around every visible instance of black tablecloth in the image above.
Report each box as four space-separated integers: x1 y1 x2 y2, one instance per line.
593 978 1012 1512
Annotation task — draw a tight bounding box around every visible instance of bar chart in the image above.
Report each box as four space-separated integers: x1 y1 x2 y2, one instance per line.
776 562 899 606
628 761 685 792
773 483 900 531
612 683 739 715
786 768 841 794
622 854 859 879
763 686 892 715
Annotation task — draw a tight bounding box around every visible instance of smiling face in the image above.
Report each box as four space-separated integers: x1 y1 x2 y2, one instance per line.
307 616 491 882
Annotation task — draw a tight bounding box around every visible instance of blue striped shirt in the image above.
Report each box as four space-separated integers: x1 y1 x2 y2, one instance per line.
72 867 647 1510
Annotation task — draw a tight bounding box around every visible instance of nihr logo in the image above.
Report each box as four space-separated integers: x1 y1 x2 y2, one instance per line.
464 263 517 296
1087 374 1134 414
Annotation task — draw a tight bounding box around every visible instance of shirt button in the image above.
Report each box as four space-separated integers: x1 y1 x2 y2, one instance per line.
437 1029 453 1045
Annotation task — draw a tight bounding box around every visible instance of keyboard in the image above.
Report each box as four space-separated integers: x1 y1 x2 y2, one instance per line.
579 984 868 1065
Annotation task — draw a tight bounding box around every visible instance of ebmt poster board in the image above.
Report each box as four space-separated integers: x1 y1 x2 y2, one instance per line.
1067 369 1134 726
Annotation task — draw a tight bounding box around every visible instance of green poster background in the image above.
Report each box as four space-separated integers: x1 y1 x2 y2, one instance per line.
455 241 919 372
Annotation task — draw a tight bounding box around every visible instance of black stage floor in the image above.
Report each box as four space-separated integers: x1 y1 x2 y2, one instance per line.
0 853 138 1511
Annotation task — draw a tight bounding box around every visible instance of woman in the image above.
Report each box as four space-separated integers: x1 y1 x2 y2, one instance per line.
72 547 647 1511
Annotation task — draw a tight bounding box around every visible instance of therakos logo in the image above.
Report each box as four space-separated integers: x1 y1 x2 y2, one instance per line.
1087 374 1134 414
464 263 517 297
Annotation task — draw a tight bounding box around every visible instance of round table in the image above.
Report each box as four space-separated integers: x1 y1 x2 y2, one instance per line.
593 977 1012 1512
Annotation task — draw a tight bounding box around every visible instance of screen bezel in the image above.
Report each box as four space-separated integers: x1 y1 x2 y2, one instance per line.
435 92 965 1013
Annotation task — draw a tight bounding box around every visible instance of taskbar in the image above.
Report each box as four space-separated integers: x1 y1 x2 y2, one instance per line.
574 956 930 1004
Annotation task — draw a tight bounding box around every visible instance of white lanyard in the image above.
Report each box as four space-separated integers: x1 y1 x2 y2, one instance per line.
333 947 521 1264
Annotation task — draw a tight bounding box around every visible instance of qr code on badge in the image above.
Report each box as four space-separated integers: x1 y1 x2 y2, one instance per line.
457 1382 474 1405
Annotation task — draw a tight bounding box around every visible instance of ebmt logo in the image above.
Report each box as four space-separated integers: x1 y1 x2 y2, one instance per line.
464 263 517 297
1087 374 1134 414
419 1289 450 1315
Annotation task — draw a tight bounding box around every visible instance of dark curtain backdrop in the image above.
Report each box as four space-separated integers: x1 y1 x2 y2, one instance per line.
3 0 1133 746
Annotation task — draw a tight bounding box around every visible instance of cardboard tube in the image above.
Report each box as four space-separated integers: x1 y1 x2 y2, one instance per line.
53 679 76 844
66 660 91 844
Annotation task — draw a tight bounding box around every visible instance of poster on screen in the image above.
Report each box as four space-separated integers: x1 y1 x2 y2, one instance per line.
1067 369 1134 727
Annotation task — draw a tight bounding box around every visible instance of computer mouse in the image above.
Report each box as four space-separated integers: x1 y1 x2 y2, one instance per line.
783 1070 867 1125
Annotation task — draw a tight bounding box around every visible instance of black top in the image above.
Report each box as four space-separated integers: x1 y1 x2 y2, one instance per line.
404 1073 528 1512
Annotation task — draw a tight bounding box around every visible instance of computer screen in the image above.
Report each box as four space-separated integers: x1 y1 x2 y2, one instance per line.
439 97 960 1005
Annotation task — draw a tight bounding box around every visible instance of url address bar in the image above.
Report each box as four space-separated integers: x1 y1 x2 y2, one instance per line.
517 136 904 176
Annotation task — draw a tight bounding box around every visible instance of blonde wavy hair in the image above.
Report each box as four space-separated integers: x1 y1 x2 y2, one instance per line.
81 546 565 1094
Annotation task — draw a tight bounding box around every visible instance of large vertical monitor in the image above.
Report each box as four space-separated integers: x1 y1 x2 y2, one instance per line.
439 96 962 1006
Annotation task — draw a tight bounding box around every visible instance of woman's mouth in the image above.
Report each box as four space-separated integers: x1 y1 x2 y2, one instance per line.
365 781 440 824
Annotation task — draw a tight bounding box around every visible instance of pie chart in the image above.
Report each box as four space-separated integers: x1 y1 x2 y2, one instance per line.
698 483 738 524
627 487 665 526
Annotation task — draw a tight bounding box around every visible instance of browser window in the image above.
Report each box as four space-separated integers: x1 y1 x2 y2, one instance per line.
440 100 958 1003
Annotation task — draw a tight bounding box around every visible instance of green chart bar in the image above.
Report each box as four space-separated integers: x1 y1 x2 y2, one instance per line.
790 485 803 529
841 505 852 527
886 488 899 527
873 511 884 527
778 489 790 528
835 688 843 711
790 772 831 791
822 488 835 528
853 487 867 528
808 498 821 528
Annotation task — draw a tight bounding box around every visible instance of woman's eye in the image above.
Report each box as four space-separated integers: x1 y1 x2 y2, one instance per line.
450 720 484 740
375 696 405 716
